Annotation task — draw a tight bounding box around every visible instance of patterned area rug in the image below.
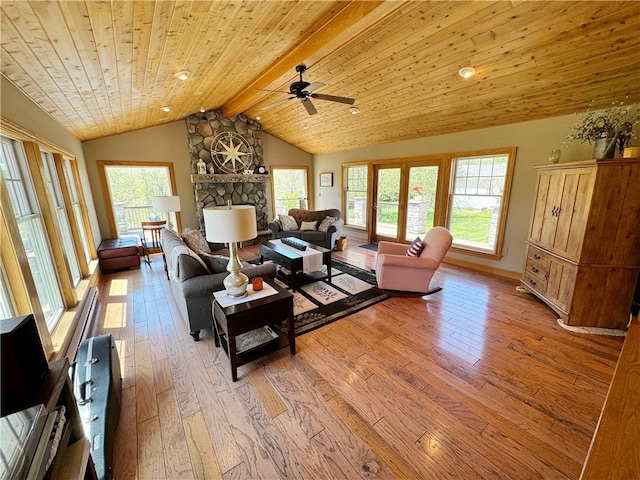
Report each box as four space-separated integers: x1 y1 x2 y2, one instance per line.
275 259 389 337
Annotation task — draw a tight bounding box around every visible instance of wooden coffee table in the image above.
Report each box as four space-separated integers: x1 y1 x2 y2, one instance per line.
259 238 332 290
212 278 294 382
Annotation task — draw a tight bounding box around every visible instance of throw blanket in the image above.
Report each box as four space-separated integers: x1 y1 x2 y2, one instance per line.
272 239 323 273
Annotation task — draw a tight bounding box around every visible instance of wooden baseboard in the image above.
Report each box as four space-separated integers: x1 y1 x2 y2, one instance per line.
442 256 521 280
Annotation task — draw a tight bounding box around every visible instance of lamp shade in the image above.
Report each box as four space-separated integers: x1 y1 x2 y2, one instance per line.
203 205 257 243
152 195 181 213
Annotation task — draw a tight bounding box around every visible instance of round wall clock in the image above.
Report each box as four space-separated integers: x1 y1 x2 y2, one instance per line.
210 131 253 174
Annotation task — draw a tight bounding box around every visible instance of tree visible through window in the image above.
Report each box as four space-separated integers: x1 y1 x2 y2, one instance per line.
271 167 308 216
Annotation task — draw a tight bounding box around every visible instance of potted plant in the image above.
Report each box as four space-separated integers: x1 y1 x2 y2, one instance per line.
566 102 640 158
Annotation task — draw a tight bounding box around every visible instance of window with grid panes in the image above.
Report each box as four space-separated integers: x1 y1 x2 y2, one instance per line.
344 165 368 228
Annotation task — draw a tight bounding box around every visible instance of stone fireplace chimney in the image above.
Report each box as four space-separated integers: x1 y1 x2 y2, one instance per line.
186 110 270 233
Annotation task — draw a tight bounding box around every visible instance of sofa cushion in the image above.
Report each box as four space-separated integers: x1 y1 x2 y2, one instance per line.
200 253 230 273
182 230 210 254
300 220 317 231
318 216 336 233
278 214 299 231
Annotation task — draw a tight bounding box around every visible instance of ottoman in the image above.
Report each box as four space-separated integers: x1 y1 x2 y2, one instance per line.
98 237 141 273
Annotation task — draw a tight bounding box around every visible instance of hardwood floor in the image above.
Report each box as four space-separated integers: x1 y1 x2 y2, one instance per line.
97 241 624 480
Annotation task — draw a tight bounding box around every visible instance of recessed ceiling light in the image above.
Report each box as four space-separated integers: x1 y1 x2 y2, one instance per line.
458 66 477 79
301 123 309 130
256 116 261 121
174 70 190 81
161 105 172 112
349 107 360 115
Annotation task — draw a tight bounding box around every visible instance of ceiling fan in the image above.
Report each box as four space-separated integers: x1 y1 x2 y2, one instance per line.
260 65 355 115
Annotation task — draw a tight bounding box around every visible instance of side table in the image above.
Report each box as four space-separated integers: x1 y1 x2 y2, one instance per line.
212 279 295 381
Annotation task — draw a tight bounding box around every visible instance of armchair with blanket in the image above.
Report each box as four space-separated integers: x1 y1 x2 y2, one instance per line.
374 226 453 294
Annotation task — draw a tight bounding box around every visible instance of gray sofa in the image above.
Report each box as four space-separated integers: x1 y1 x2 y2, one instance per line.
268 208 344 250
161 228 276 341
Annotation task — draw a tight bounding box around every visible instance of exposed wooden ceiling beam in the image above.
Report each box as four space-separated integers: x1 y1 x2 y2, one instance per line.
222 1 401 117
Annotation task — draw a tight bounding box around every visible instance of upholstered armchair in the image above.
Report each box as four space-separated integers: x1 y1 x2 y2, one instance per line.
374 226 453 294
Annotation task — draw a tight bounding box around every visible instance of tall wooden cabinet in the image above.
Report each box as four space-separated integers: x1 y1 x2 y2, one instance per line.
522 157 640 329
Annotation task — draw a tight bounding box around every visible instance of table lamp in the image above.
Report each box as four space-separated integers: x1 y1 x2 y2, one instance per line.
203 204 257 298
151 195 181 231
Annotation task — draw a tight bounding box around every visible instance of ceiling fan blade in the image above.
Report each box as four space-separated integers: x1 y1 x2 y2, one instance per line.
302 82 325 94
301 98 317 115
261 97 295 110
310 93 355 105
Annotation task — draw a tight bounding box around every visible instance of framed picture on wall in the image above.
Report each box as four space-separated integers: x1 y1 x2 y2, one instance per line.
320 172 333 187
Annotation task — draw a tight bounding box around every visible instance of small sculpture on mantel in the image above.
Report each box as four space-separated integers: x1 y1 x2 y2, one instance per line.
208 163 216 174
197 158 207 175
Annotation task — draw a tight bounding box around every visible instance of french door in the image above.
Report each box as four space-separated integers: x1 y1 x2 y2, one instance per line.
370 161 441 243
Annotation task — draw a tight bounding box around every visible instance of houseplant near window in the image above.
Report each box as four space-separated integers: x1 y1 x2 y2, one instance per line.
566 102 640 158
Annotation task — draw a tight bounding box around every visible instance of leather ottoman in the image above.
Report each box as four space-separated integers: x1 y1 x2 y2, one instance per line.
98 237 141 273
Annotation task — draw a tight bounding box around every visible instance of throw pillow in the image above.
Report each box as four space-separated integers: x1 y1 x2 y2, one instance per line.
278 214 299 231
318 216 336 233
200 253 230 274
182 230 211 255
300 220 317 231
406 237 424 257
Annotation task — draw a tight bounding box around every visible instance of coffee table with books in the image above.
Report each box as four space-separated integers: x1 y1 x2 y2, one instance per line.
212 278 294 381
259 238 332 291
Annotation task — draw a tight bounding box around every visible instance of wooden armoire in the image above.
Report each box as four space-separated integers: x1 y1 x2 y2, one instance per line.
521 157 640 330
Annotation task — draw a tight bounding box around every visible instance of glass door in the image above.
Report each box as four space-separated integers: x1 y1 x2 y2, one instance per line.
372 165 402 242
405 165 439 242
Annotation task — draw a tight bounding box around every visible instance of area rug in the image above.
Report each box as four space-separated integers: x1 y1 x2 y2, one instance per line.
359 243 378 251
275 259 389 337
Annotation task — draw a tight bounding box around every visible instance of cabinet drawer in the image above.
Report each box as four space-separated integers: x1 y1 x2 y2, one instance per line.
523 271 545 295
526 245 549 267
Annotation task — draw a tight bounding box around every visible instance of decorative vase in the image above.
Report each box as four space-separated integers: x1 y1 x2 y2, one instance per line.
592 137 616 159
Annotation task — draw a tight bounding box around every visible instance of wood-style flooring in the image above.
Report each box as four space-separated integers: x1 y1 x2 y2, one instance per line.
97 241 624 480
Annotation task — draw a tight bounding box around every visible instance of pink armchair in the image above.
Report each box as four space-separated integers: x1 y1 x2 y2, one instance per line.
374 226 453 294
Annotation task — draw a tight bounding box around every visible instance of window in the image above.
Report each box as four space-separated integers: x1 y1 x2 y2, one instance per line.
63 158 92 263
271 167 309 216
0 262 16 319
448 151 515 257
343 148 515 259
42 151 81 286
98 162 178 238
0 136 64 329
344 164 368 228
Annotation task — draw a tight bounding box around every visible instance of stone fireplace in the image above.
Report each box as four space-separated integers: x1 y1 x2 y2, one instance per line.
186 110 270 233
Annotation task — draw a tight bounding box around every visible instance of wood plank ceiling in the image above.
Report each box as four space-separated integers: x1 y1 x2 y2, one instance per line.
1 1 639 155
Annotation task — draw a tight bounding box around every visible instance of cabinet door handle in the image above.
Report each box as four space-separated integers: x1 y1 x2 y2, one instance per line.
544 272 549 280
531 267 539 273
533 254 541 260
529 279 537 286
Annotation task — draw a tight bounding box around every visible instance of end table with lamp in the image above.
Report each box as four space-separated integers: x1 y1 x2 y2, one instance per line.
212 278 295 381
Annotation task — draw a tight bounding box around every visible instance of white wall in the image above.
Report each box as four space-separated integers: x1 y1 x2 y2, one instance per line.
0 76 101 248
82 121 311 238
313 114 611 275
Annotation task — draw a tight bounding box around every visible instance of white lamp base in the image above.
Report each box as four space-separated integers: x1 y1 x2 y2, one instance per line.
224 242 248 298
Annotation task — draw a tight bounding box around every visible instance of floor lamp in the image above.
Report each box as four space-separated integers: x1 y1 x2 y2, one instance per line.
151 195 181 231
203 204 257 298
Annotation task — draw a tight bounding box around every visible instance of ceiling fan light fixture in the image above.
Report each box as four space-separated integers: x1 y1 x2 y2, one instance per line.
174 70 191 81
458 66 477 79
349 107 360 115
161 105 172 112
